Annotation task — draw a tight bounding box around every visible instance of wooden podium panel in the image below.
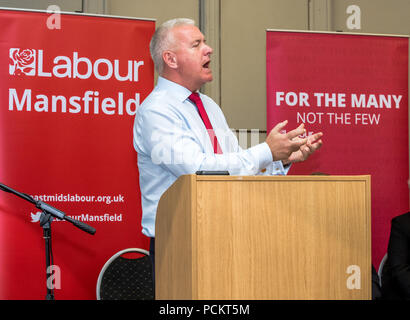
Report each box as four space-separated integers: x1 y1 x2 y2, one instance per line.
155 175 371 300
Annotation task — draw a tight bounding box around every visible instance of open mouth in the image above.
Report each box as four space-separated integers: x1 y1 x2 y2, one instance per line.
203 61 210 69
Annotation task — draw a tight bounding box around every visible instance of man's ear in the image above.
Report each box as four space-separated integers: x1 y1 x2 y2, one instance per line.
163 50 177 69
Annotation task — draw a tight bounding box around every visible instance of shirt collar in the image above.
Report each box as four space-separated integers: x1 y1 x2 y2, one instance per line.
157 76 197 103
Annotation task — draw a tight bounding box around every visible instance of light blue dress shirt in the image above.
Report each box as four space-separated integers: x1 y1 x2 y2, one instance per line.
133 76 289 238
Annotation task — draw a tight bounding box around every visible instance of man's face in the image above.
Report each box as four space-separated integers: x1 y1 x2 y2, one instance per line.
170 25 213 91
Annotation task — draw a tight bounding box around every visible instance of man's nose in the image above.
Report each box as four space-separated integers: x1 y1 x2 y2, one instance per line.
204 43 213 55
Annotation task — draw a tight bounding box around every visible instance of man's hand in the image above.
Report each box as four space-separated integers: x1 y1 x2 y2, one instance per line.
284 131 323 164
265 120 308 161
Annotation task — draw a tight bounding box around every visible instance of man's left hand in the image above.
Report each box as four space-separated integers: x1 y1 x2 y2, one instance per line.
283 132 323 164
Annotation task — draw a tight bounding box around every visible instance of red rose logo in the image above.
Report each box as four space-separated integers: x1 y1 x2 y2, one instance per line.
9 48 36 76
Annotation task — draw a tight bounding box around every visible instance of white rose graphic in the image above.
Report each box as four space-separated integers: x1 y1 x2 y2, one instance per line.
9 48 36 76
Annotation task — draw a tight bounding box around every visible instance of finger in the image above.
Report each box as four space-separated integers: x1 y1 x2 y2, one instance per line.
290 137 308 150
302 133 323 150
286 123 305 140
270 120 288 134
301 140 318 159
308 132 323 143
308 139 323 152
305 141 313 152
313 139 323 150
291 136 308 145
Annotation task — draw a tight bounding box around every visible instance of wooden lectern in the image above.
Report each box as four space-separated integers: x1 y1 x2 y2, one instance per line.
155 175 371 300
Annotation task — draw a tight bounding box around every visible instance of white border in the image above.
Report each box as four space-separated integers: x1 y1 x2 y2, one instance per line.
266 28 409 38
0 6 156 22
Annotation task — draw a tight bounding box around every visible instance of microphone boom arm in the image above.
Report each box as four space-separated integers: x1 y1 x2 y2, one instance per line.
0 182 96 235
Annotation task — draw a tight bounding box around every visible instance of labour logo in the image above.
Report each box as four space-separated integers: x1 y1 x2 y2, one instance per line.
9 48 36 76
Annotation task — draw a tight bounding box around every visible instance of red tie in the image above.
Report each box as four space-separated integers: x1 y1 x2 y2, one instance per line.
189 92 222 154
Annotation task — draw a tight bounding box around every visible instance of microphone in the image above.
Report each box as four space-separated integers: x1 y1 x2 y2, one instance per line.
65 215 96 235
36 200 96 235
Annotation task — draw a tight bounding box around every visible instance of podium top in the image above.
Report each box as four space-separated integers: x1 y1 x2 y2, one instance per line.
193 174 370 182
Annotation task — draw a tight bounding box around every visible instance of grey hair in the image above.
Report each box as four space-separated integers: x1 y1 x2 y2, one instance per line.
150 18 195 74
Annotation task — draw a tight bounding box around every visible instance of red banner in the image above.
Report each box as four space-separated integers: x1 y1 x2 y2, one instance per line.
266 30 409 267
0 9 154 299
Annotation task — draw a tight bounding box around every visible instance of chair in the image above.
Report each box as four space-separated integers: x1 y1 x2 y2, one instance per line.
378 253 388 287
96 248 154 300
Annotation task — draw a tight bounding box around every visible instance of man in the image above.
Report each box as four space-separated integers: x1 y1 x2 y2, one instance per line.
381 212 410 299
133 18 323 282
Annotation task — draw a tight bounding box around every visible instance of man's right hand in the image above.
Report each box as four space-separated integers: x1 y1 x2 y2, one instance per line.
265 120 307 161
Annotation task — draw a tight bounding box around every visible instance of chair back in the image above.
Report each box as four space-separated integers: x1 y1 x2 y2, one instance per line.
378 253 388 287
96 248 154 300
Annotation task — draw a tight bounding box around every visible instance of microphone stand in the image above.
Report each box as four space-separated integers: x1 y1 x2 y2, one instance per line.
40 210 54 300
0 182 96 300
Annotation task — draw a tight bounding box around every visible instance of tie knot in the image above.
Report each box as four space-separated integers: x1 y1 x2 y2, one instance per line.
188 92 201 105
